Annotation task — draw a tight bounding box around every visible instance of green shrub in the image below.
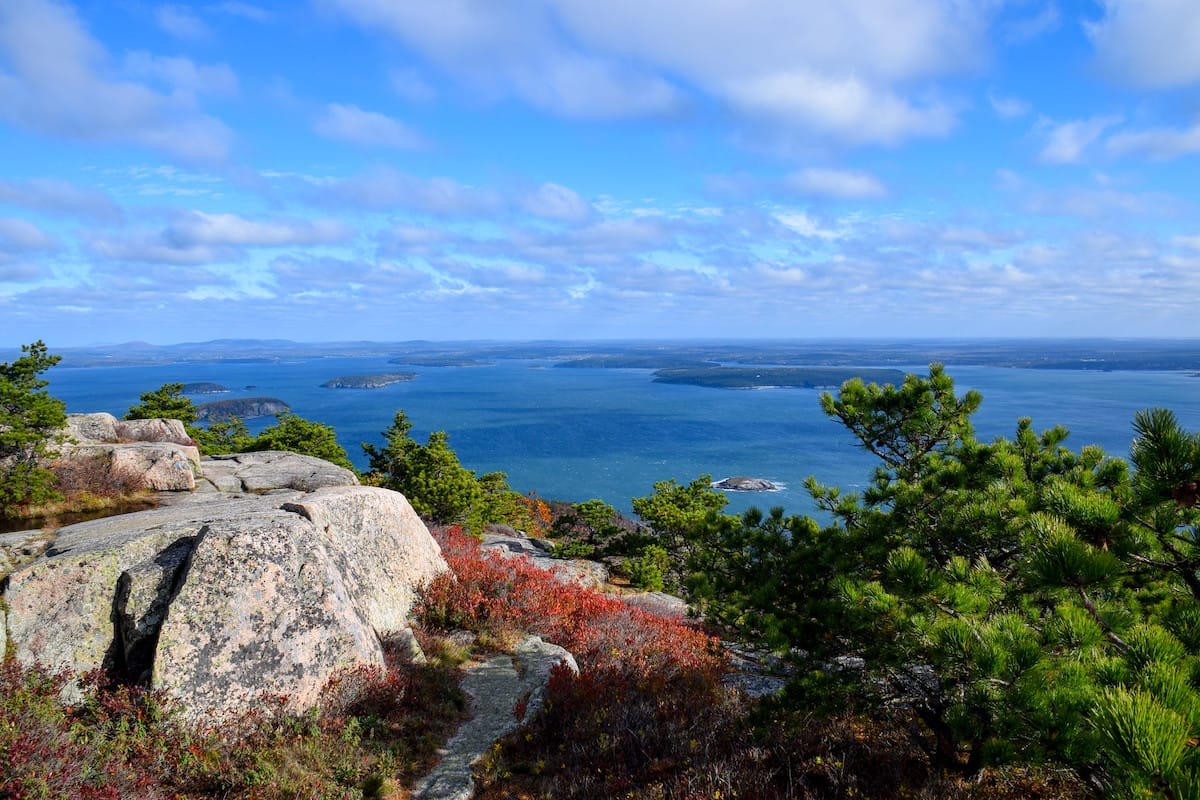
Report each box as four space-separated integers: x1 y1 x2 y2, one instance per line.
626 544 669 591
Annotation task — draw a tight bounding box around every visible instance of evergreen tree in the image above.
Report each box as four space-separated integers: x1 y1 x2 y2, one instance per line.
363 411 481 524
0 341 66 509
632 474 728 583
124 383 198 425
190 417 253 455
249 412 354 471
466 471 537 534
403 430 480 522
362 410 421 487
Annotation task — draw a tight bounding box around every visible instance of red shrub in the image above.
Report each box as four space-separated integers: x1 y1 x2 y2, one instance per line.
417 525 725 685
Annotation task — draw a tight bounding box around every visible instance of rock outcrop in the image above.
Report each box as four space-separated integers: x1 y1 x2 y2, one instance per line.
194 451 358 494
2 484 446 721
480 526 609 588
114 417 195 446
59 413 200 491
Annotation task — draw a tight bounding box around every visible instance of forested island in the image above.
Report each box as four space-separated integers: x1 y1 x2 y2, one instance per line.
194 397 289 421
320 372 417 389
181 382 228 394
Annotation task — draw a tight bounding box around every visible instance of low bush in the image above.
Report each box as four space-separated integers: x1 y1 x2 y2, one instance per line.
0 636 467 800
51 453 147 498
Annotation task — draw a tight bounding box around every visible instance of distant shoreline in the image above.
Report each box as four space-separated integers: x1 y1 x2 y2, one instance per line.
39 338 1200 372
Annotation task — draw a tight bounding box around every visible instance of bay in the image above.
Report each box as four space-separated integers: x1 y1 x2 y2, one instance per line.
42 354 1200 516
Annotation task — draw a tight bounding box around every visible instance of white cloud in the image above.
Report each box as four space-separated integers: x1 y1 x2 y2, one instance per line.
324 0 683 120
721 70 955 145
122 52 239 96
773 211 844 240
90 237 222 265
0 0 233 162
1001 2 1060 44
314 103 425 149
1086 0 1200 88
1036 115 1122 164
316 168 593 220
0 217 59 253
167 212 353 247
89 212 354 264
1023 184 1175 219
520 183 592 222
785 167 887 199
271 255 433 293
325 0 989 143
1107 120 1200 160
988 91 1030 120
0 178 121 222
0 262 48 282
155 4 211 41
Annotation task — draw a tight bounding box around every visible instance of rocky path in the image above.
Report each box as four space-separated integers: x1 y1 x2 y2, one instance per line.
413 636 577 800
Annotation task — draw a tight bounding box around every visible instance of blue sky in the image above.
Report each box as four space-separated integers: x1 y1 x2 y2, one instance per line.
1 0 1199 346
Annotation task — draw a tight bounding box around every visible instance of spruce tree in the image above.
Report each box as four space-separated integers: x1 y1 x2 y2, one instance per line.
0 341 66 509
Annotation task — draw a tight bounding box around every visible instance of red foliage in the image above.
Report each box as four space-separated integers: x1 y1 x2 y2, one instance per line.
418 526 724 685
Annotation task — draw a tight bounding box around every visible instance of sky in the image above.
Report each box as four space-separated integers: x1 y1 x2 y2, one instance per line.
1 0 1199 346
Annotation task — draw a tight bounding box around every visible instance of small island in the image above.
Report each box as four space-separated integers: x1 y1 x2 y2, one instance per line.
320 372 417 389
195 397 290 421
181 382 228 394
711 476 781 492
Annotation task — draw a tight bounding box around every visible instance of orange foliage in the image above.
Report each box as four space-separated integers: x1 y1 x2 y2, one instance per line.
515 493 555 537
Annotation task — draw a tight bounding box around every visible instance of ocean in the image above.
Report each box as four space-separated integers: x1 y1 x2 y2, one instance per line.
42 354 1200 517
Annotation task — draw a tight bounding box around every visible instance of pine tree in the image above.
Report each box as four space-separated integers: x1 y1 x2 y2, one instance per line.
0 341 66 509
124 383 198 425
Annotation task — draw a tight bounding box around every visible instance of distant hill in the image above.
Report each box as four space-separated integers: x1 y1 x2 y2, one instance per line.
652 367 907 389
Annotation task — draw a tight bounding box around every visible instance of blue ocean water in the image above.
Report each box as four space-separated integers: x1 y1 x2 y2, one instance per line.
43 357 1200 517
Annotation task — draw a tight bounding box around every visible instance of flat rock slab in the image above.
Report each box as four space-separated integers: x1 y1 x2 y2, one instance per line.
197 451 358 493
413 636 578 800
